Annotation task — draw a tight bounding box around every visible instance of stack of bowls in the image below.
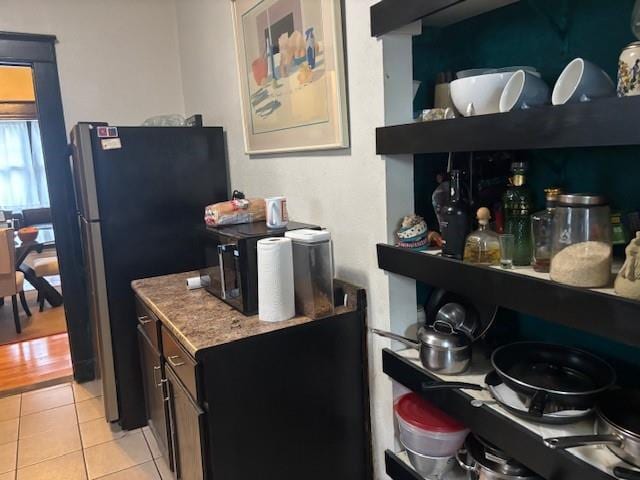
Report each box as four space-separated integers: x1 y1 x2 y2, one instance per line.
450 67 540 116
395 393 469 478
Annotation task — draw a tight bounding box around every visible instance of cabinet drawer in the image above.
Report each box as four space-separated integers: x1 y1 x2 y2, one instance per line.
161 326 198 401
135 297 160 351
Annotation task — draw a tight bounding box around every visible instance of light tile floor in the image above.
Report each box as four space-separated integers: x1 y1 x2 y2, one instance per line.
0 381 173 480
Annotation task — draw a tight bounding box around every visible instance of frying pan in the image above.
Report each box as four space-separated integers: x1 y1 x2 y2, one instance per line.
421 342 615 415
545 389 640 471
422 371 592 425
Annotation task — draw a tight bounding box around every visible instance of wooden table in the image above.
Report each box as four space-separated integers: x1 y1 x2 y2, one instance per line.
15 224 63 308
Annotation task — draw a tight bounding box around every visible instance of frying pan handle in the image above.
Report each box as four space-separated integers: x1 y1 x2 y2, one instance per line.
370 329 420 349
528 390 548 417
421 381 485 392
614 467 640 480
544 435 623 450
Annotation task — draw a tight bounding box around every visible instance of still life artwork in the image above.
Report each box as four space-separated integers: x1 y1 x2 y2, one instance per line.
232 0 349 154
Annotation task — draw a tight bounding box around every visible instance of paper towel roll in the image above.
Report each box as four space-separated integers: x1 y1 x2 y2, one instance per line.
258 237 295 322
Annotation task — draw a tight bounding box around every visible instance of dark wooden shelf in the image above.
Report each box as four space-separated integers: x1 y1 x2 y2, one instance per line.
376 96 640 154
377 244 640 347
370 0 518 37
385 451 423 480
383 349 614 480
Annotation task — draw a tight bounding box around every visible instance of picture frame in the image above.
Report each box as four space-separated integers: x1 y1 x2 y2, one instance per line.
231 0 349 154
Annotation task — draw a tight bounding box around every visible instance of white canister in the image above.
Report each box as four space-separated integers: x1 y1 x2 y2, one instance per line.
618 41 640 97
266 196 289 229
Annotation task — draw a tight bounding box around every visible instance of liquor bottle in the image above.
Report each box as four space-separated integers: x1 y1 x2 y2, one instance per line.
464 207 501 266
502 162 532 266
441 170 470 260
531 188 562 272
432 173 449 231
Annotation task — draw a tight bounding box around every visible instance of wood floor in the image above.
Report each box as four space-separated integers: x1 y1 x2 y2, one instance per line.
0 332 72 393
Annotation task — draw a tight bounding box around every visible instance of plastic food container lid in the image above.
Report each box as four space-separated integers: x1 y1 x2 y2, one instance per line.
284 229 331 243
395 393 466 433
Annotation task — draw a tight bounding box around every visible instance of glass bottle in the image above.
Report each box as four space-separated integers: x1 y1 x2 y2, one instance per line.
432 173 449 231
531 188 562 273
464 207 501 266
441 170 470 260
502 162 532 266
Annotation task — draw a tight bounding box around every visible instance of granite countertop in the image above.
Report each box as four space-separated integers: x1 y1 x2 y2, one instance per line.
131 271 361 357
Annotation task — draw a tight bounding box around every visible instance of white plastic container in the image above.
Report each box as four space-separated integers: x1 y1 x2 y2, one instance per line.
395 393 469 457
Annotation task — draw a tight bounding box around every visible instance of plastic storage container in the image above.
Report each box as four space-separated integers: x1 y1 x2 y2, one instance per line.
394 392 469 457
284 229 335 319
550 194 612 288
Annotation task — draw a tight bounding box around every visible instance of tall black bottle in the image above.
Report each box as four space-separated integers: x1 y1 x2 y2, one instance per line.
441 170 471 259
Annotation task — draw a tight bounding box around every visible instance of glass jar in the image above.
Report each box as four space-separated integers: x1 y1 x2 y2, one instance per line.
284 229 335 319
550 194 612 288
531 188 562 273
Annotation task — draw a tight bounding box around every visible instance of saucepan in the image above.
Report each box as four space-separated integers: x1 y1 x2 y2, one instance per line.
545 389 640 477
372 321 472 375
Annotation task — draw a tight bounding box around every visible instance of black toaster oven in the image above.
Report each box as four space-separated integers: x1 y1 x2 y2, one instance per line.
199 221 318 315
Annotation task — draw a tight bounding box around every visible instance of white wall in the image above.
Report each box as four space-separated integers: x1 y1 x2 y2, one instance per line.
175 1 416 478
0 0 185 131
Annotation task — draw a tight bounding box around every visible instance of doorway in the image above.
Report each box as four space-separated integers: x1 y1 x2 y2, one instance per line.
0 32 93 394
0 64 70 393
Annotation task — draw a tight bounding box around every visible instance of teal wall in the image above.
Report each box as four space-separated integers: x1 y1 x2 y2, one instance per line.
411 0 640 372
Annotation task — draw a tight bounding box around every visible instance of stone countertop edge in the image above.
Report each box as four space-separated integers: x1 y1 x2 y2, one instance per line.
131 271 363 358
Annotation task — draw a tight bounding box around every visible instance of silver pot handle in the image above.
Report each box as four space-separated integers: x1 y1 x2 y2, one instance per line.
370 329 420 349
544 434 623 449
433 320 456 334
456 449 478 473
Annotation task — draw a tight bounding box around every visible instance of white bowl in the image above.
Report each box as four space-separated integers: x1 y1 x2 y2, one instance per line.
450 72 515 116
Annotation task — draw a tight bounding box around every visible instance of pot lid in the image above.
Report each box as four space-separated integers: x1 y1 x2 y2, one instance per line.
557 193 608 207
623 41 640 51
418 322 471 350
395 393 467 433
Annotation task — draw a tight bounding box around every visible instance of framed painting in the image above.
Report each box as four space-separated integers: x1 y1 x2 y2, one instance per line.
231 0 349 154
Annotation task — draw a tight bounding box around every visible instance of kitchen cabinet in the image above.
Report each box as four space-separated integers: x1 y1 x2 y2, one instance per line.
166 365 205 480
132 274 370 480
137 326 171 463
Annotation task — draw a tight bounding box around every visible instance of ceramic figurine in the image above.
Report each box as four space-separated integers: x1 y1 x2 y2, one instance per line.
615 232 640 300
395 214 443 250
618 42 640 97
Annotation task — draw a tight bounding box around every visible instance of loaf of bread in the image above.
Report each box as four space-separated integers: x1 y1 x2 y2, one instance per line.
204 198 266 226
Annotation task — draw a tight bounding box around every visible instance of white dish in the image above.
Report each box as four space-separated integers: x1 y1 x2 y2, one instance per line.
500 69 551 112
450 72 515 116
552 58 615 105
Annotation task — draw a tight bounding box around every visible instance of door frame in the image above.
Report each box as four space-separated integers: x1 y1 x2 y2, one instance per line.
0 32 93 381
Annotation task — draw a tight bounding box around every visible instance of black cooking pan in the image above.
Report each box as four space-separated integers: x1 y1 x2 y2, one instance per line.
492 342 616 413
545 389 640 474
422 342 615 414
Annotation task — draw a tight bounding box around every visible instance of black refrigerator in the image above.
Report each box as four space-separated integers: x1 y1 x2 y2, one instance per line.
70 123 228 429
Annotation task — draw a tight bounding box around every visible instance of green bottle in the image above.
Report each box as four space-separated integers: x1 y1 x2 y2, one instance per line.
502 162 532 266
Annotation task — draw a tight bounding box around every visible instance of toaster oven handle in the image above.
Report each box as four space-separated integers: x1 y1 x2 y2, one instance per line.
217 244 235 299
218 245 227 299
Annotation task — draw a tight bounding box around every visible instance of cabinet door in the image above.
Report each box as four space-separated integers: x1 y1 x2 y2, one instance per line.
166 366 205 480
137 327 171 462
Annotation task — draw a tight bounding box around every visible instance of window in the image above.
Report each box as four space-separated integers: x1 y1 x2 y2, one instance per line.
0 120 50 211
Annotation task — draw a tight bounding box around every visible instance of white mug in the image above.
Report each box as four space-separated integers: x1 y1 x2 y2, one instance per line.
266 196 288 229
552 58 615 105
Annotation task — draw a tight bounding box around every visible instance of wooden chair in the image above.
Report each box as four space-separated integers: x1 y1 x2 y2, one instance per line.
0 228 32 333
33 255 59 312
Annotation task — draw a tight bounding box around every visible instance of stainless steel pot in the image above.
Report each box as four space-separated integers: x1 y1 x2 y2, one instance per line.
544 389 640 468
372 321 472 374
456 435 540 480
